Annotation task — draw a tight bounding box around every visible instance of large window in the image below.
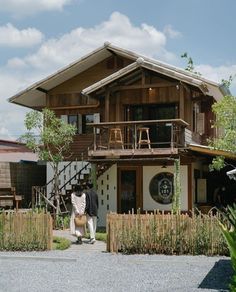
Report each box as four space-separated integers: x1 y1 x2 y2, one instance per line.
62 113 100 134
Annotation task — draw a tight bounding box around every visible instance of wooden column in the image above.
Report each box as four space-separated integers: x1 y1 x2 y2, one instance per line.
188 164 193 210
141 70 146 102
46 93 50 108
105 89 110 122
115 92 120 121
179 84 185 119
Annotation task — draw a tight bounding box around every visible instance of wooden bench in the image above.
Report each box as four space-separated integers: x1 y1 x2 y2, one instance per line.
0 187 22 211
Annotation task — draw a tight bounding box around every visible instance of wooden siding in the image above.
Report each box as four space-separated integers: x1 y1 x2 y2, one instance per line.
46 54 215 159
68 134 94 161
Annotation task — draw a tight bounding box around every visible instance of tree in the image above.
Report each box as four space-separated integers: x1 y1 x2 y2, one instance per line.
172 158 181 214
21 108 76 215
181 52 202 76
209 95 236 170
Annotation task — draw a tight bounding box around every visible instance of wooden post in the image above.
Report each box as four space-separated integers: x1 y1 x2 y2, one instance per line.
105 90 110 122
179 84 184 119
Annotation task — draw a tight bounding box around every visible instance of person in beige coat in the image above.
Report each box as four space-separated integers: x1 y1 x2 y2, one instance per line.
70 184 86 244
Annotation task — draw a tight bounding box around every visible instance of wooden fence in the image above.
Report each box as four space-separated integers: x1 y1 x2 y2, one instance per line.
106 211 228 255
0 211 53 251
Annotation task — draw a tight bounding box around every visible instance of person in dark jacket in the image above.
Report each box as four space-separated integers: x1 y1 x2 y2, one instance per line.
85 181 99 244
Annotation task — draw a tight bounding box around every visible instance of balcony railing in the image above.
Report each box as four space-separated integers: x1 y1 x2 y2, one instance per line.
87 119 189 158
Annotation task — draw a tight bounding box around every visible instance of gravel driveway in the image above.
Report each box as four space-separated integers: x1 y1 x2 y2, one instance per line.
0 230 232 292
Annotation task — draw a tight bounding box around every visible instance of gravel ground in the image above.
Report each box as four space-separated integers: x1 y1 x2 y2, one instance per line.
0 230 232 292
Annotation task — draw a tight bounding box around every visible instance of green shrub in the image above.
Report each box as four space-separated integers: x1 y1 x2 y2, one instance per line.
55 214 70 230
219 204 236 291
53 236 71 250
0 211 52 251
108 211 228 255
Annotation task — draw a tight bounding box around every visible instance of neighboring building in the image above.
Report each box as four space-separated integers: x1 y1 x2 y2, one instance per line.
0 139 46 207
8 42 236 225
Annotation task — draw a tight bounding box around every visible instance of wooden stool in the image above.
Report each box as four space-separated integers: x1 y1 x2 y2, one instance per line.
138 127 151 149
108 128 124 149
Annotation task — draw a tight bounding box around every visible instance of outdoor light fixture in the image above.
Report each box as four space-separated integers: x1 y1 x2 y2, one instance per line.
161 163 167 169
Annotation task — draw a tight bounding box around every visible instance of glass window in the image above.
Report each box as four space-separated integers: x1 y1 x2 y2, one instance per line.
82 114 94 134
68 115 78 133
67 113 99 134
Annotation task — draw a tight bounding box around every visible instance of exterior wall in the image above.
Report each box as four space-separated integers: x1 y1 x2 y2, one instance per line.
143 165 188 211
46 161 91 196
0 162 11 188
97 164 117 227
0 162 46 208
97 163 189 226
14 163 46 207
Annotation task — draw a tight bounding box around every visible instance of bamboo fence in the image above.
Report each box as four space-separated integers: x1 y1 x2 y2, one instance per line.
106 211 228 255
0 211 53 251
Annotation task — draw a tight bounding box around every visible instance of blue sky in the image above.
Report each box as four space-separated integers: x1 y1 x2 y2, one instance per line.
0 0 236 140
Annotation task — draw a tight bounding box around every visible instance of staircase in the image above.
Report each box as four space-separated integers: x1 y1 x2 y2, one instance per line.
32 161 91 213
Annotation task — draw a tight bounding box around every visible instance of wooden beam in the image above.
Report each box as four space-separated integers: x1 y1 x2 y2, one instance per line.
36 87 48 94
113 82 178 91
49 103 100 110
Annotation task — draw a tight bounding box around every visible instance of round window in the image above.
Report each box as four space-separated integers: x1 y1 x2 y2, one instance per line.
149 172 174 204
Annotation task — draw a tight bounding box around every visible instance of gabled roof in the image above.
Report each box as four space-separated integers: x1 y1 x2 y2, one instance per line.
82 57 226 101
0 139 38 162
8 42 229 109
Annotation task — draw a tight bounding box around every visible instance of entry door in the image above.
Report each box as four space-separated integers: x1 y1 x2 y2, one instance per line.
118 167 142 213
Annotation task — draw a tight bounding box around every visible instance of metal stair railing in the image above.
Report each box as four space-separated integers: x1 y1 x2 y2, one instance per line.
58 161 90 194
46 160 74 187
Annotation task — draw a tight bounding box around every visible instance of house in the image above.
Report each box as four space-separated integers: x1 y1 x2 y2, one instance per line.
8 42 236 225
0 139 46 208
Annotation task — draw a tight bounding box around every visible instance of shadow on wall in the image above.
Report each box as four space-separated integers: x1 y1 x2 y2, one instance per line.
199 259 233 290
10 162 46 208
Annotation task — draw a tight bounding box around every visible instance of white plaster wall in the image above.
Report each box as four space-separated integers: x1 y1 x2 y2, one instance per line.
97 164 117 227
143 165 188 211
46 161 91 196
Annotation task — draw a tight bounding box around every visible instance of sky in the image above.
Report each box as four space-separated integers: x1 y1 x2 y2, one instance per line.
1 0 236 140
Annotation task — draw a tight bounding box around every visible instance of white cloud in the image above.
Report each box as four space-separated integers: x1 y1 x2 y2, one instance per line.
196 64 236 94
0 0 72 16
0 23 44 47
164 25 182 39
7 12 177 74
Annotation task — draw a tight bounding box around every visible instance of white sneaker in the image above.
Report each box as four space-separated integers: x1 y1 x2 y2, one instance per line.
90 238 96 244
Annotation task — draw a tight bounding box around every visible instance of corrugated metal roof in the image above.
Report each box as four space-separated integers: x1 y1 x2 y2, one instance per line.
82 57 225 100
189 143 236 159
8 42 228 108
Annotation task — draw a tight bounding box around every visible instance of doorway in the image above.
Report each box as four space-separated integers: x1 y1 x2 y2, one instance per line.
118 167 142 213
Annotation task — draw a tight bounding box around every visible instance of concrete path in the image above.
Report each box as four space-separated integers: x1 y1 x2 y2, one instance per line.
53 229 106 253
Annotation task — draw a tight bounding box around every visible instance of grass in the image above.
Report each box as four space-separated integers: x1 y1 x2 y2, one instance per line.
53 236 71 250
85 227 107 242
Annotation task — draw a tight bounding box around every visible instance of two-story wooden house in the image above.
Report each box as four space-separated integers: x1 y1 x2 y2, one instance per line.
9 42 235 225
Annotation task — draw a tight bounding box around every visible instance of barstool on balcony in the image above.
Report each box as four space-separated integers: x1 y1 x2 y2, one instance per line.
137 127 151 149
108 127 124 149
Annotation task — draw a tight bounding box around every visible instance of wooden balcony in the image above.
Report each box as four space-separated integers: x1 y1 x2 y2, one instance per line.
87 119 189 159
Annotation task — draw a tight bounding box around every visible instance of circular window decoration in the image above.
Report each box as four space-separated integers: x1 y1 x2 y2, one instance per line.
149 172 174 204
